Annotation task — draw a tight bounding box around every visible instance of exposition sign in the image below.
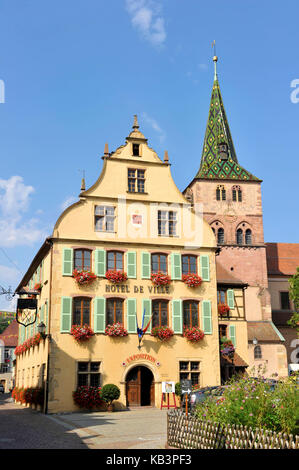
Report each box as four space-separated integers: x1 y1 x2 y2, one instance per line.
122 353 160 367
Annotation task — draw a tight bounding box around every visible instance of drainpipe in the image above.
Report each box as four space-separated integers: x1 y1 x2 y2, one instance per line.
43 238 53 414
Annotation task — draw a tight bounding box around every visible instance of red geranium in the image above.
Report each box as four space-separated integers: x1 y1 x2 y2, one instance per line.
183 326 205 342
73 386 103 409
15 333 42 356
70 324 95 342
182 274 202 288
105 323 128 337
151 272 171 286
73 269 97 286
151 326 174 341
218 304 230 316
105 270 128 284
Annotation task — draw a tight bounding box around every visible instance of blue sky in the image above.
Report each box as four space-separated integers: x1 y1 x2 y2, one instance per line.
0 0 299 309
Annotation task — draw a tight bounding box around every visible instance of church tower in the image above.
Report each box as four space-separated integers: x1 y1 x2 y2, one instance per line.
184 54 288 378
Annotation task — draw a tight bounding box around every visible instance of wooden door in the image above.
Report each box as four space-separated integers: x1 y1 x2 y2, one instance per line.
126 367 141 406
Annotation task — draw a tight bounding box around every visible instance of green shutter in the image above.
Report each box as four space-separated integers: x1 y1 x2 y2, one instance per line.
229 325 236 347
172 300 183 334
202 300 212 334
227 289 235 309
200 255 210 281
127 298 137 333
94 249 106 277
171 253 182 280
60 297 72 332
93 297 106 333
62 248 73 276
126 251 137 279
141 252 151 279
142 299 152 334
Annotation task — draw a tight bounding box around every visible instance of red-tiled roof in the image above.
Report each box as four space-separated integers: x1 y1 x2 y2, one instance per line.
0 319 19 347
266 243 299 276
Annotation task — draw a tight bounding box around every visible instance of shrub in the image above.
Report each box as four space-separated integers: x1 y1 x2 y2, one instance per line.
175 382 182 397
101 384 120 405
195 371 299 434
73 386 103 409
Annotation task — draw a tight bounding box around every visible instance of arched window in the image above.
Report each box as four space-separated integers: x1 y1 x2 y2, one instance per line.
245 229 252 245
217 228 225 244
254 345 262 359
236 229 243 245
232 185 242 202
216 185 226 201
73 297 91 326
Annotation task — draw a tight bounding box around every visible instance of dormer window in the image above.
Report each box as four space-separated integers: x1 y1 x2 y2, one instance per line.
219 142 228 160
132 143 140 156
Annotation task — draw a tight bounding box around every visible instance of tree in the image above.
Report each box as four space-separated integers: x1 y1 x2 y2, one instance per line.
287 267 299 337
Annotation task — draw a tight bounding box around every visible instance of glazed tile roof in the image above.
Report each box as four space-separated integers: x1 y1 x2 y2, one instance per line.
266 243 299 276
0 319 18 347
195 75 261 182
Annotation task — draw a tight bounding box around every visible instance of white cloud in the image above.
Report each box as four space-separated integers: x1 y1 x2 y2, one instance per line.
60 196 77 212
0 176 47 247
126 0 166 47
141 112 166 143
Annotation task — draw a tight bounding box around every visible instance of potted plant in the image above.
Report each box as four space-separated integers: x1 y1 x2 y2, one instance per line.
73 269 97 286
70 324 95 343
183 326 205 342
151 325 174 341
182 274 202 288
220 337 235 357
101 384 120 412
218 304 230 316
105 323 128 337
151 271 171 286
105 270 128 284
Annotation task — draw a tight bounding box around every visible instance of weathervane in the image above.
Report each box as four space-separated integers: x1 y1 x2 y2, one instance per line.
0 285 15 302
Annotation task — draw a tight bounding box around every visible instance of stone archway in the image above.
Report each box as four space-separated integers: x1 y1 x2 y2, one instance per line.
125 365 155 407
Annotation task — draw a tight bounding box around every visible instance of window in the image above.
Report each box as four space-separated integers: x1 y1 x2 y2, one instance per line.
232 186 242 202
219 143 228 160
128 169 145 193
217 290 226 304
107 251 123 271
151 253 168 274
77 362 101 387
236 229 243 245
152 300 168 328
74 249 91 271
182 255 197 275
179 361 200 386
132 143 140 156
106 298 124 325
183 301 199 328
254 346 262 359
219 324 227 338
216 185 226 201
95 206 115 232
217 228 225 244
73 297 91 326
158 210 177 237
280 292 290 310
245 229 252 245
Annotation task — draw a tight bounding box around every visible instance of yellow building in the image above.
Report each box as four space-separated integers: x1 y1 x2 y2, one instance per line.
15 117 221 413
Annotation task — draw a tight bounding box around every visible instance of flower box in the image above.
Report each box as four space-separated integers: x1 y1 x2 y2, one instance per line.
218 304 230 316
15 333 42 356
73 269 97 286
70 324 95 342
183 326 205 342
151 326 174 341
151 272 171 286
182 274 203 288
105 323 128 337
73 386 103 409
105 270 128 284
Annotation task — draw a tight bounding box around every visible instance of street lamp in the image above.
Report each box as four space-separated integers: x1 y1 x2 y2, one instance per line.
37 322 47 339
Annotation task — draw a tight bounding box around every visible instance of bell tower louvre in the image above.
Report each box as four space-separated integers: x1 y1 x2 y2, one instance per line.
184 54 288 378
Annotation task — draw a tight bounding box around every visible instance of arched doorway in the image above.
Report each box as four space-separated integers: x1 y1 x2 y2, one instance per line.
126 366 155 407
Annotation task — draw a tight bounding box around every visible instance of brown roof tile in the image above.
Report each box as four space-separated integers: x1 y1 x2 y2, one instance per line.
0 320 19 347
266 243 299 276
247 321 285 342
221 352 248 367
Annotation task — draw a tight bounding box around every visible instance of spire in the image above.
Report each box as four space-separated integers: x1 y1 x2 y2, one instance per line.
133 114 139 130
195 53 260 182
164 150 169 162
126 114 147 142
104 142 109 157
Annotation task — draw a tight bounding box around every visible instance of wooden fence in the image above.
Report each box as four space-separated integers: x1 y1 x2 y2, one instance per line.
167 409 299 449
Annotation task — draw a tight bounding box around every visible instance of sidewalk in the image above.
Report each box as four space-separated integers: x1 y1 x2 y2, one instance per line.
47 407 169 449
